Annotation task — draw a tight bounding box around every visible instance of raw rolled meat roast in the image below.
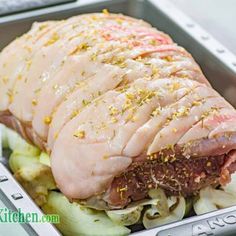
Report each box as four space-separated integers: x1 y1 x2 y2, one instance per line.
1 12 236 209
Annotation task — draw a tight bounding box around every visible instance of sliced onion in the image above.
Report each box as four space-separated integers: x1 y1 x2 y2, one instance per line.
148 188 169 217
211 189 236 208
39 152 51 167
106 197 161 226
143 197 185 229
0 124 8 148
1 126 25 151
221 172 236 196
194 187 236 215
194 196 218 215
107 189 183 228
106 205 143 226
1 125 40 156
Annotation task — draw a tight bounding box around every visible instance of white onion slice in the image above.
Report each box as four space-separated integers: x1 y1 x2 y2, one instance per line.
106 205 143 226
106 188 170 226
193 196 217 215
194 187 236 215
143 197 185 229
221 173 236 196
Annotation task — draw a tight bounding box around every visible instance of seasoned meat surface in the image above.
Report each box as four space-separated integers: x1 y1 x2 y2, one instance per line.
107 147 236 208
108 154 226 207
0 12 236 209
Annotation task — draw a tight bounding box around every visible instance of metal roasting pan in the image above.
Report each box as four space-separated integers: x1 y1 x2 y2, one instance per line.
1 0 236 235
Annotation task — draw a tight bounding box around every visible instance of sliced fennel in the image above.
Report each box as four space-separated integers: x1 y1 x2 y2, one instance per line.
0 124 8 148
15 162 57 206
210 189 236 208
143 196 185 229
106 188 169 226
106 205 143 226
107 188 186 229
106 197 161 226
0 124 40 156
221 172 236 196
43 191 130 236
193 196 217 215
148 188 169 217
9 152 40 173
39 152 51 167
9 146 56 206
194 187 236 215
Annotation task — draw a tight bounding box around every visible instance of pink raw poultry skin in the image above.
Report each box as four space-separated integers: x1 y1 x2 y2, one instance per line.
0 12 236 209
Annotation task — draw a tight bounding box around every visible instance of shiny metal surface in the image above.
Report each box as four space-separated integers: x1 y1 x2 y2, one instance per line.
169 0 236 55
